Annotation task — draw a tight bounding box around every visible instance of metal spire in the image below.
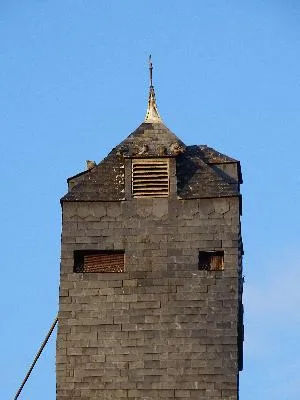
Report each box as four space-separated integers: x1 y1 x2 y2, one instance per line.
144 55 163 123
149 54 153 87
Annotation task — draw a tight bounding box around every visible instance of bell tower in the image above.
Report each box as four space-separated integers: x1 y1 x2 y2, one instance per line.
56 59 244 400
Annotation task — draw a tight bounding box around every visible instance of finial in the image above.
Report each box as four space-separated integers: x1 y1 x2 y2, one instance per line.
149 54 153 87
144 55 163 124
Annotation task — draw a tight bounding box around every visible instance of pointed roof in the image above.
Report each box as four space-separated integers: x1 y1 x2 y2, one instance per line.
61 59 241 202
114 122 185 158
112 57 185 158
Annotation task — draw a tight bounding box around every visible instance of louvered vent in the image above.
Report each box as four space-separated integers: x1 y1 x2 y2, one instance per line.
74 251 125 273
132 159 169 197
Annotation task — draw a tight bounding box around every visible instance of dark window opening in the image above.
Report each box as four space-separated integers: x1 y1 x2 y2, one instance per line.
198 251 224 271
74 250 125 273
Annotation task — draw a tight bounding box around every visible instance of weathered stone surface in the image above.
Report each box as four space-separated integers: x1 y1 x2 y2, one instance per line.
57 121 243 400
57 191 243 400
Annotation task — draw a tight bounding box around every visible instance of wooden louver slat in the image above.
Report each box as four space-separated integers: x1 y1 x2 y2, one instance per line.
132 159 169 197
79 252 125 273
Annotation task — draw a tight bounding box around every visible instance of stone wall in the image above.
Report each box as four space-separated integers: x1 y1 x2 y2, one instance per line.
57 196 242 400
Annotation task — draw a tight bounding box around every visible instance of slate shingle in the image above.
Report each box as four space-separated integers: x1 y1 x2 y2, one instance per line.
61 122 241 202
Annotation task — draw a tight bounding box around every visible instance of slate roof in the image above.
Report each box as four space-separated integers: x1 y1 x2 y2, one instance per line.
176 147 239 199
115 122 185 158
189 145 238 164
61 121 241 202
63 152 125 201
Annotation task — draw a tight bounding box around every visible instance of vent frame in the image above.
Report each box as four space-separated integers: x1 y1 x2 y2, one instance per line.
132 158 170 198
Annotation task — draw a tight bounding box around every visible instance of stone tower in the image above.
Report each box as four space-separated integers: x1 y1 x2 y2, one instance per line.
57 61 244 400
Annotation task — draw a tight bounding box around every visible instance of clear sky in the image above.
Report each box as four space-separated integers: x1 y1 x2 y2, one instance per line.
1 1 300 399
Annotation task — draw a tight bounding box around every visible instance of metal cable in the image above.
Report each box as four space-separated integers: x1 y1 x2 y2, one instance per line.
13 316 58 400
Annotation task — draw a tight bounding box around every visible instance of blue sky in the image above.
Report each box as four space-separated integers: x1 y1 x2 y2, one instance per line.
1 1 300 399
